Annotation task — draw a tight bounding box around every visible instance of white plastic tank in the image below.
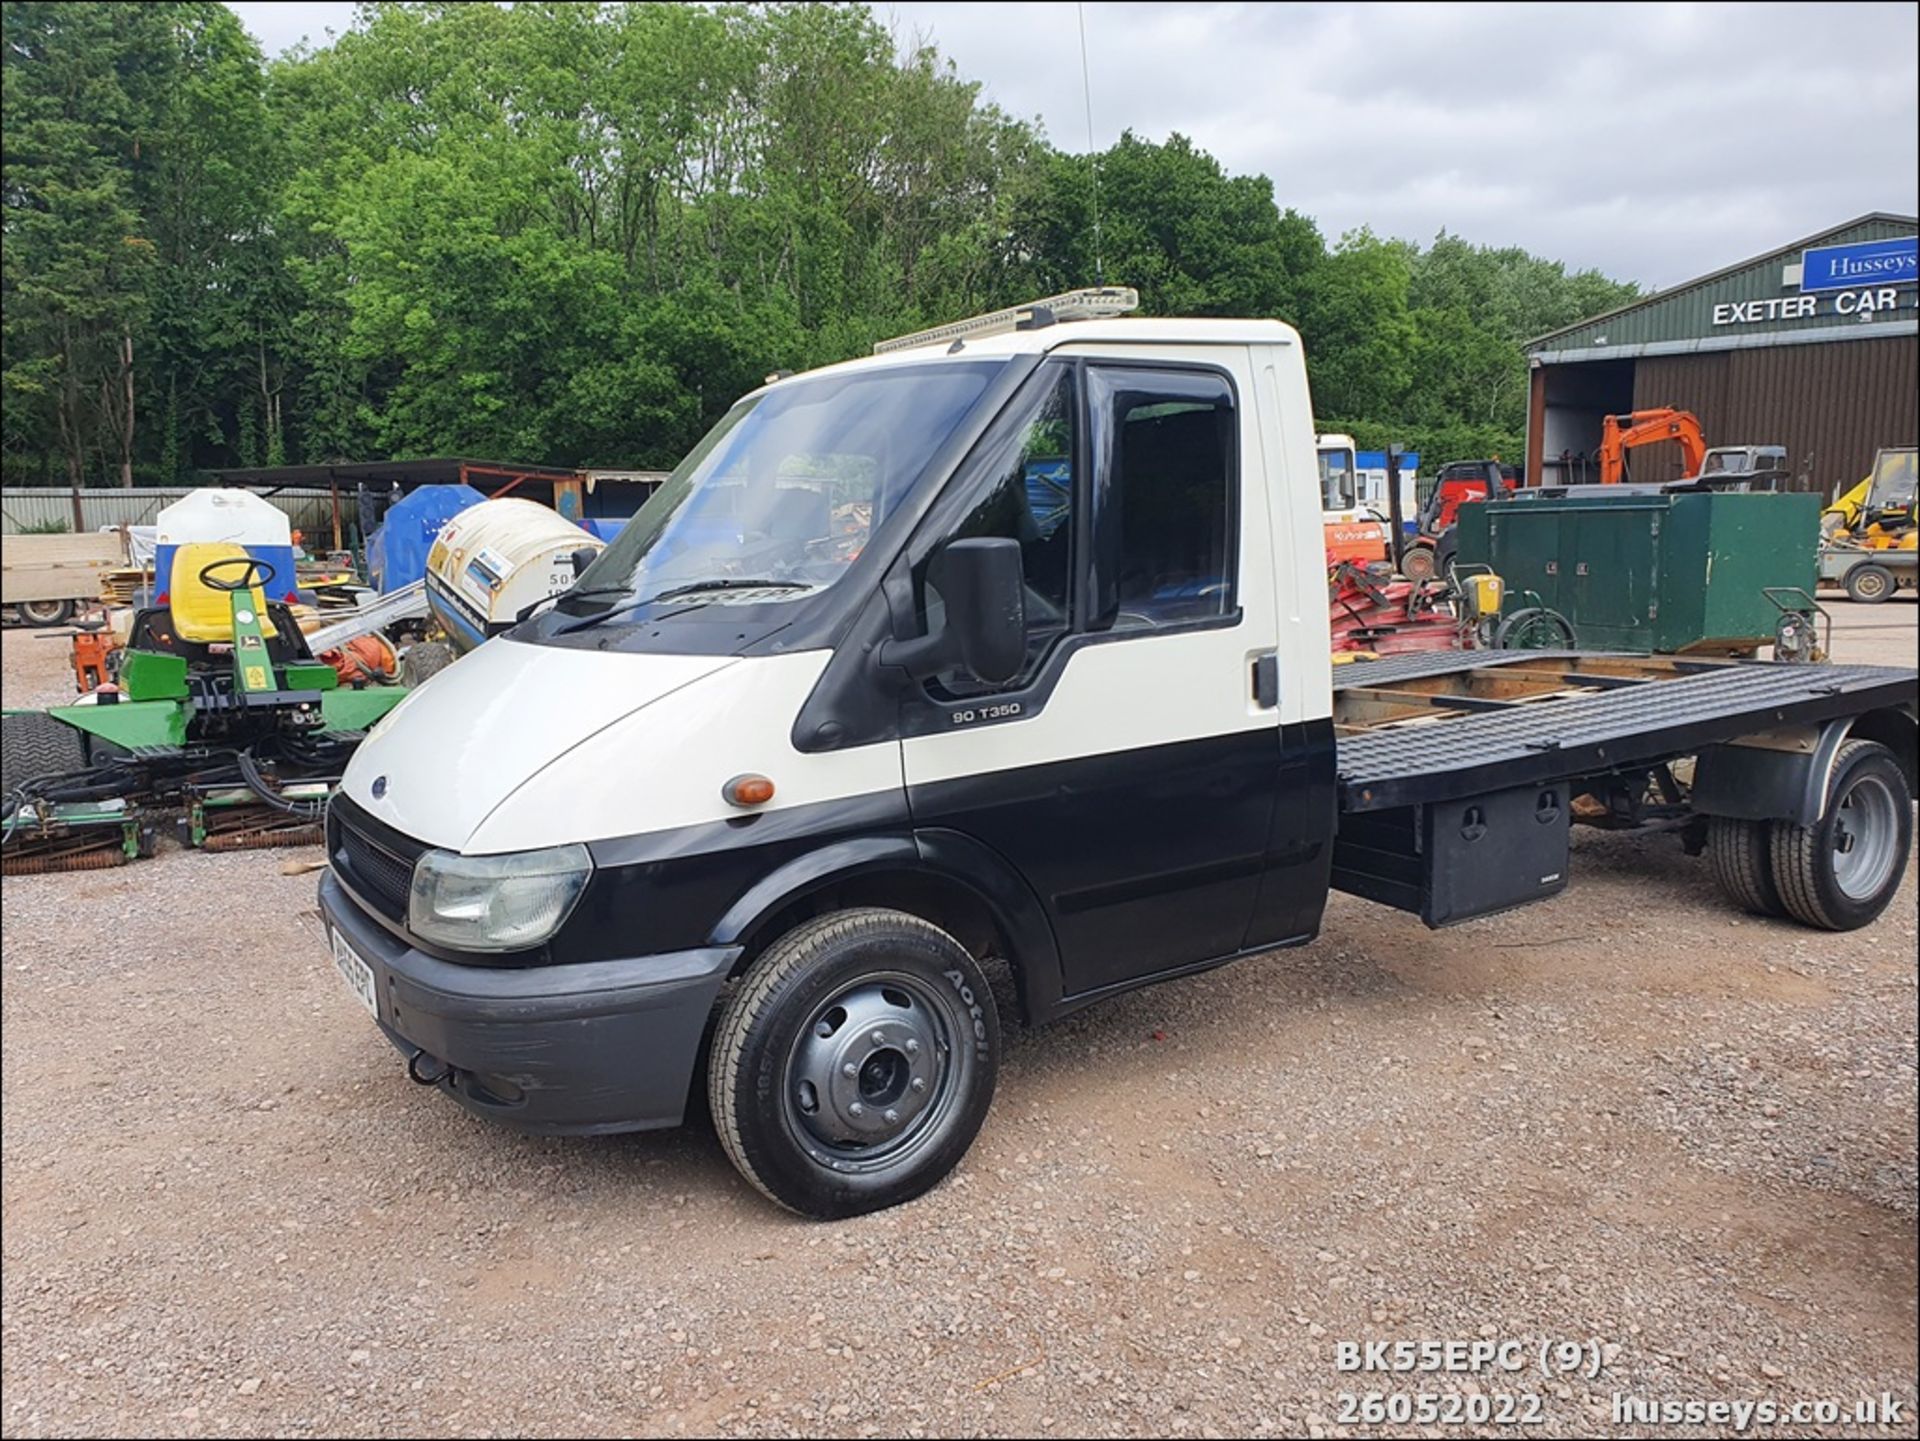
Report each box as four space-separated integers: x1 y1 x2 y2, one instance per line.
424 498 606 651
154 489 298 602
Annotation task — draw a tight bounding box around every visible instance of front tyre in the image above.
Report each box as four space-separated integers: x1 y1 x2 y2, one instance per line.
19 599 74 627
1843 563 1894 605
1770 740 1912 931
708 908 999 1218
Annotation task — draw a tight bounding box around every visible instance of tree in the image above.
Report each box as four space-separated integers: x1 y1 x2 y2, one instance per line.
2 1 163 486
0 1 1641 486
1297 230 1417 426
1006 131 1321 322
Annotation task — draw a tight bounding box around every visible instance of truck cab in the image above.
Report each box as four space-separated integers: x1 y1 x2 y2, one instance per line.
321 291 1337 1216
1694 445 1790 491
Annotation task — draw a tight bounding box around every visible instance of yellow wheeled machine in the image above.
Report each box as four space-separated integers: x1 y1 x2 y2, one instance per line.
1821 448 1918 604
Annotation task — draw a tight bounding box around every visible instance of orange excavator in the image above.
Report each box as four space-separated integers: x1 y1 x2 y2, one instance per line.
1595 408 1707 485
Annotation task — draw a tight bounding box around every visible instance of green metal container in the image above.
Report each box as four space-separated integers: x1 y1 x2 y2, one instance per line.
1454 489 1821 653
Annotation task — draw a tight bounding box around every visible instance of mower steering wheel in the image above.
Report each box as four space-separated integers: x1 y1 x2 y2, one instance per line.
198 556 276 593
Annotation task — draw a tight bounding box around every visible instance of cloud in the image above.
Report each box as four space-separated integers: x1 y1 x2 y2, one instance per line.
886 0 1919 285
227 1 1920 287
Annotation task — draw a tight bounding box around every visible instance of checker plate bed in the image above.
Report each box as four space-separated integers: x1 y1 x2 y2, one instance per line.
1333 652 1918 813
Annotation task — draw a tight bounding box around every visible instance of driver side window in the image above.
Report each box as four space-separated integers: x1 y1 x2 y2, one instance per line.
1088 367 1237 632
919 368 1076 697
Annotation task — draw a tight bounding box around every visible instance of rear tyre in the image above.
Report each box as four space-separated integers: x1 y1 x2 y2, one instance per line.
19 599 74 627
400 640 455 687
1 711 87 802
1843 563 1895 605
708 908 999 1219
1706 815 1784 917
1400 542 1437 582
1769 740 1912 931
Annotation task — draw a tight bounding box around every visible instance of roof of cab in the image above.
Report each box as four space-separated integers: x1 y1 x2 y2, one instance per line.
755 316 1301 397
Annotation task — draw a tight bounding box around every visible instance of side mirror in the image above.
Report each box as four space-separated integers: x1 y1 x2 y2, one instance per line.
570 547 597 579
878 537 1027 686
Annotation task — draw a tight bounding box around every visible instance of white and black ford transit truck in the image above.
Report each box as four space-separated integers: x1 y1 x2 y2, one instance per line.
319 290 1918 1218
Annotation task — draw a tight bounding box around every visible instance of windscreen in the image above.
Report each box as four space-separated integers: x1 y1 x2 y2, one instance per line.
564 361 1003 617
1869 448 1917 510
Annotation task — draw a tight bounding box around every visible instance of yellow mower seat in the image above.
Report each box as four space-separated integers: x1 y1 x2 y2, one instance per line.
168 542 276 642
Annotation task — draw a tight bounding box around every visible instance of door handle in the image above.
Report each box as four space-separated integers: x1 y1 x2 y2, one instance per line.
1252 652 1280 709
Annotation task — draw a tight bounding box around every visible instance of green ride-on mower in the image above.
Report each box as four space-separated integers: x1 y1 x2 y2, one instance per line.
2 544 408 873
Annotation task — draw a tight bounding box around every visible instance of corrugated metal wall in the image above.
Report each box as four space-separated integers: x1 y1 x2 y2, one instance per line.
0 487 339 536
1633 336 1917 497
1533 215 1916 352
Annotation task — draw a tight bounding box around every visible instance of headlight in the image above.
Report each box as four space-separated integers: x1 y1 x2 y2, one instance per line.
408 844 593 952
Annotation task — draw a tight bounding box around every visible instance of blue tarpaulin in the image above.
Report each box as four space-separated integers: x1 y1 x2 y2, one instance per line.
368 484 485 593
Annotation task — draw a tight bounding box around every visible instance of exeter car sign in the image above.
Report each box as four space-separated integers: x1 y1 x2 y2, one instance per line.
1799 236 1918 293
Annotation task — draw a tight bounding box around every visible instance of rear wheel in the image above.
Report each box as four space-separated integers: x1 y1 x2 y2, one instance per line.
1770 740 1912 930
1706 815 1784 916
1843 563 1895 604
708 908 999 1219
1 711 87 802
18 599 74 627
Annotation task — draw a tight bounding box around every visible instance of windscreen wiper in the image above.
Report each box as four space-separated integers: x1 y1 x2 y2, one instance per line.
515 584 632 624
554 578 812 634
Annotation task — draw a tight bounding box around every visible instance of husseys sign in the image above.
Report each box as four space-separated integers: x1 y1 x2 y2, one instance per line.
1712 234 1916 327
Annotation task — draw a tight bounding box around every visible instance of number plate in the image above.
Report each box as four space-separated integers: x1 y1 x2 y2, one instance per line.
330 927 379 1020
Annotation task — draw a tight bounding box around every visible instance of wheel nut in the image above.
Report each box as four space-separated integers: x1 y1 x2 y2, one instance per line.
904 1039 920 1055
883 1109 899 1124
842 1062 858 1078
871 1031 886 1046
911 1077 926 1093
848 1102 864 1117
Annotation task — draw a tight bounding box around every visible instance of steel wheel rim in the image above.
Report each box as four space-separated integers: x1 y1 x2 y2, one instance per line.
782 970 968 1175
21 600 65 622
1832 772 1900 901
1855 571 1888 599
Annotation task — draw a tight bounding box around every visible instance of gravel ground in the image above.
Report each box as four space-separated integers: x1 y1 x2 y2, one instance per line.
3 601 1915 1439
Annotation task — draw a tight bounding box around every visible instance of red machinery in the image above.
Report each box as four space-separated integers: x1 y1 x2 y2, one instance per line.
1328 562 1464 655
1400 460 1514 581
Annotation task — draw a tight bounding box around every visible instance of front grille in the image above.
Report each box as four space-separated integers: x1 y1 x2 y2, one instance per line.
328 797 418 921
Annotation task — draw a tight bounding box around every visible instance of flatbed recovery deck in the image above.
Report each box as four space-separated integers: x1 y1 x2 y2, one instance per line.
1330 652 1918 927
1333 652 1919 810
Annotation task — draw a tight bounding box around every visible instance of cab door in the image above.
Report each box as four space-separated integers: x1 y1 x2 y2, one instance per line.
899 350 1283 1003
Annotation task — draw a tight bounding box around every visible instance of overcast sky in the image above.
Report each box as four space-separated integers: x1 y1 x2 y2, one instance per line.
227 1 1918 288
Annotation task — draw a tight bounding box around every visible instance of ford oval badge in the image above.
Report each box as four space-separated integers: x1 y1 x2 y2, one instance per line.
371 776 388 799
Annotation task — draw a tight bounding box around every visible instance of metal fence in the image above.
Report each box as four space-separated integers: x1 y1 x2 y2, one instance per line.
1 487 341 536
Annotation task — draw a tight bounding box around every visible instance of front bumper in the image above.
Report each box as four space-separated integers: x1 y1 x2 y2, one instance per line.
318 870 739 1135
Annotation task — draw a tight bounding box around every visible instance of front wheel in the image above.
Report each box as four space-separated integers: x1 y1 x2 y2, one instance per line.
1843 563 1895 605
1400 542 1437 582
1770 740 1912 930
708 908 1000 1218
18 599 74 627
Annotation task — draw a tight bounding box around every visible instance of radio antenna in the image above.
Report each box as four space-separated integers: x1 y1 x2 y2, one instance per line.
1077 1 1103 285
